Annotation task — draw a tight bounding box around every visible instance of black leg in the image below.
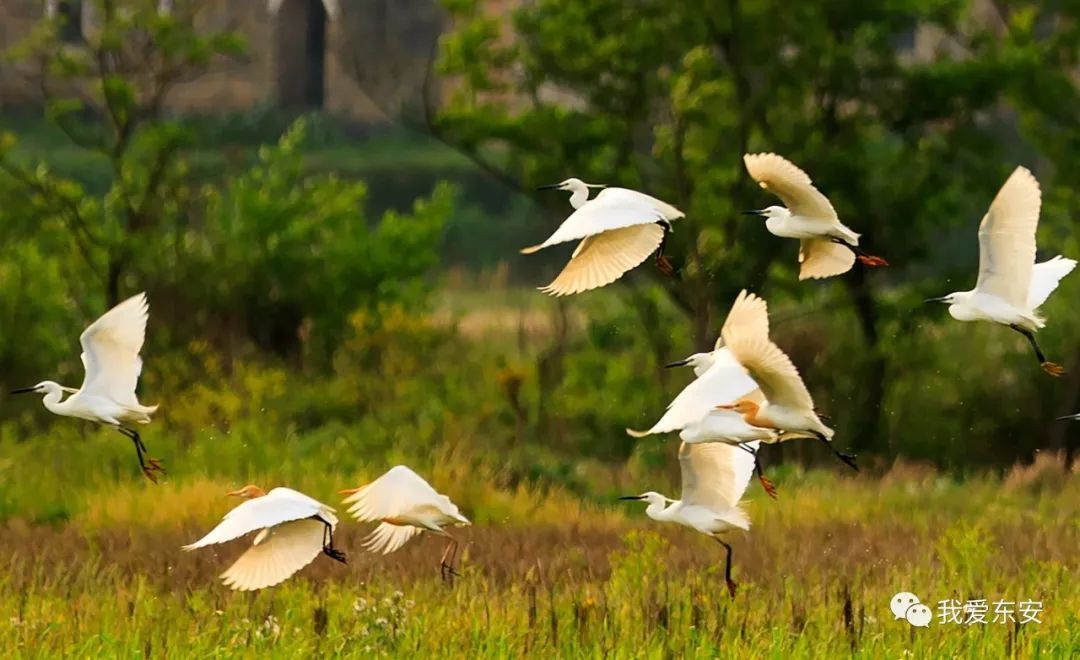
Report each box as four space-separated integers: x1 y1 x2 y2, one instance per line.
316 517 347 564
715 539 736 598
655 221 674 276
829 237 888 267
736 443 777 499
1009 324 1064 376
816 433 858 471
440 537 461 585
116 426 164 483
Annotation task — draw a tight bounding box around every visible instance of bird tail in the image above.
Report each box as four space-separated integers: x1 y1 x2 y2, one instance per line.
720 506 751 531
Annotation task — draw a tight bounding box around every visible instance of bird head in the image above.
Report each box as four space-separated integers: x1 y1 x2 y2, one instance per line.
10 381 62 397
923 293 958 305
716 399 760 416
619 491 669 506
227 484 266 499
741 205 788 220
536 177 606 192
665 352 712 370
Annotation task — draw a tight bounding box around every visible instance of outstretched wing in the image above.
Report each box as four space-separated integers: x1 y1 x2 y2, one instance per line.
679 440 759 512
975 166 1040 308
723 328 814 411
521 187 683 252
219 518 326 591
743 153 838 222
341 465 458 522
629 349 760 437
718 290 770 350
182 489 327 551
78 292 151 404
539 223 664 296
798 238 856 280
360 522 425 555
1027 256 1076 310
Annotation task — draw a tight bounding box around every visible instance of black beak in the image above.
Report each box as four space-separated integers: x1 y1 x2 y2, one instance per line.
618 495 644 501
741 209 766 216
10 387 36 394
536 183 562 191
664 358 690 368
923 296 949 304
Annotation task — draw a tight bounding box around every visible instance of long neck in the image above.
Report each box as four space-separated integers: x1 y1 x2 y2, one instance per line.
42 389 68 415
568 185 591 209
742 406 777 430
645 498 677 522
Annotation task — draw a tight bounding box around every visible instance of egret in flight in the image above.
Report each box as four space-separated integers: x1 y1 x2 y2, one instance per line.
522 178 684 295
182 485 346 591
925 166 1076 376
340 466 470 582
717 303 858 471
628 290 783 498
742 153 887 278
621 441 758 597
10 292 163 482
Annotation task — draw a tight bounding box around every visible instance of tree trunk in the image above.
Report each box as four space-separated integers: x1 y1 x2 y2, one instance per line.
844 269 887 455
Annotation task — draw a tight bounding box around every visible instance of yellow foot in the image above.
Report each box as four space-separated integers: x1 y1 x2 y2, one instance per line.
759 474 778 500
1041 361 1065 377
857 254 889 267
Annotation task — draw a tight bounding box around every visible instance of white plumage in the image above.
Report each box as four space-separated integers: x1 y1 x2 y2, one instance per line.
183 485 345 592
340 466 470 581
927 166 1076 375
523 178 684 295
11 292 163 481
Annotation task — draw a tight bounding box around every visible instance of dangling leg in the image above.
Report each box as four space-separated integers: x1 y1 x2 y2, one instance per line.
316 517 347 563
736 443 777 499
715 538 737 598
439 535 461 585
116 426 165 483
655 221 674 276
816 433 858 471
830 237 888 267
1009 324 1064 376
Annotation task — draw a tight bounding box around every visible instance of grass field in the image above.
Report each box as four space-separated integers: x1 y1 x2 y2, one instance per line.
1 456 1075 657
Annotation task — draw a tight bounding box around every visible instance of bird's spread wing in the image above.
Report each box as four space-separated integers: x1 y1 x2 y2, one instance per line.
630 349 760 437
78 292 150 405
798 238 856 280
361 522 425 555
679 440 758 513
743 153 838 221
717 290 770 350
182 489 328 551
521 187 683 252
219 518 326 591
723 328 814 410
342 465 457 522
975 166 1041 308
539 223 664 296
1027 256 1076 310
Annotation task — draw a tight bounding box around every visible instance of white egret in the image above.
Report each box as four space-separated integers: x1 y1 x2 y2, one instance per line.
339 466 470 582
628 290 784 497
717 308 858 471
182 485 346 591
10 292 163 482
522 178 684 295
925 166 1076 376
742 153 887 278
620 440 758 597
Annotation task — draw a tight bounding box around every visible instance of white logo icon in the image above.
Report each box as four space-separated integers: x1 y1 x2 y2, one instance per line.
891 591 931 627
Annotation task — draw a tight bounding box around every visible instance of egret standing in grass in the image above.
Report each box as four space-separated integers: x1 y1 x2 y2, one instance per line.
620 441 759 597
628 290 785 498
522 178 684 295
742 153 887 278
339 466 470 582
716 298 858 471
182 485 346 591
10 292 163 482
925 166 1076 376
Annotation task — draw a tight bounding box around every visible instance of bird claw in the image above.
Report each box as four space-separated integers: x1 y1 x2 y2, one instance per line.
725 579 737 599
838 452 859 472
324 547 348 564
141 466 160 484
857 254 889 267
656 255 674 276
440 561 461 584
758 474 779 500
1041 361 1065 377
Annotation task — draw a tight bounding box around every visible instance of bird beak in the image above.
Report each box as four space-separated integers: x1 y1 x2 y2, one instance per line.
1056 414 1080 421
741 209 766 217
714 404 736 410
536 183 562 191
586 183 607 189
226 488 246 497
923 296 949 304
618 495 644 501
9 387 36 394
664 358 690 368
338 487 362 495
